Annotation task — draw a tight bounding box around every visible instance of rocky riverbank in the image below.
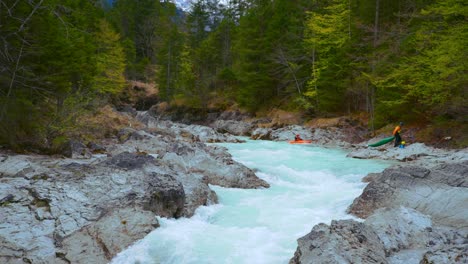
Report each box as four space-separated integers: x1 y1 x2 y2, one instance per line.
289 161 468 264
1 108 467 263
0 111 268 263
204 111 468 263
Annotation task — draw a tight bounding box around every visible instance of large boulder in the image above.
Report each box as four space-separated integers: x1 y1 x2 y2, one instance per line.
159 143 269 189
59 207 158 264
290 207 467 264
347 161 468 228
211 120 254 136
0 153 186 263
290 219 387 264
143 173 185 218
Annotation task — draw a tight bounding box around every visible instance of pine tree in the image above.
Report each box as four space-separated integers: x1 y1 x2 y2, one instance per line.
92 19 127 95
303 0 351 113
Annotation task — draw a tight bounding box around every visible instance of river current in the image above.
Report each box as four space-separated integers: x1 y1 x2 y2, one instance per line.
111 138 391 264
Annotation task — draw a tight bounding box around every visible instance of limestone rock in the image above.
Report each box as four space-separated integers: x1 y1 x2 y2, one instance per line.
420 245 468 264
143 173 185 218
105 151 155 170
347 142 468 165
0 117 268 263
290 207 467 264
60 207 158 264
347 161 468 228
290 220 387 264
211 120 254 136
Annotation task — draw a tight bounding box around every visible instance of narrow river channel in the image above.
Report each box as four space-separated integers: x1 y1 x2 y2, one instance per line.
111 138 391 264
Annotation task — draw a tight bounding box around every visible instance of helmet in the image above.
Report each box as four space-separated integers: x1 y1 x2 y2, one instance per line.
399 122 404 126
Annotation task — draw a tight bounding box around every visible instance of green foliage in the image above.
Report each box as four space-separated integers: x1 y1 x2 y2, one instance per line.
233 0 313 112
172 46 197 103
93 19 127 95
373 0 467 122
0 1 131 151
303 0 351 113
1 0 466 151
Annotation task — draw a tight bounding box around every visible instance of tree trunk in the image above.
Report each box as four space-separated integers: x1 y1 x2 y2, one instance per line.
312 47 319 110
369 0 380 135
166 44 172 100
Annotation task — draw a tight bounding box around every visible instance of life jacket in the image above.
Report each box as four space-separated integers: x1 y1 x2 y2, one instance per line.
393 125 401 135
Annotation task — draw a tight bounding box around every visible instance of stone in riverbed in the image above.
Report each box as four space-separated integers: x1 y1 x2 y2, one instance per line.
289 207 468 264
289 219 387 264
347 161 468 228
59 207 158 264
144 173 185 218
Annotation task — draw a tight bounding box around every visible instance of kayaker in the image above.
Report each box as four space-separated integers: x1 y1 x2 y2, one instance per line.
393 122 404 147
294 134 303 141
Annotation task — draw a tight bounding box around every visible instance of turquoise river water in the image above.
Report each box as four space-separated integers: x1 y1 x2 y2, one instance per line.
111 138 392 264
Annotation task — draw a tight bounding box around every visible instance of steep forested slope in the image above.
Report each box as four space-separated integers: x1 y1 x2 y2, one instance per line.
1 0 466 151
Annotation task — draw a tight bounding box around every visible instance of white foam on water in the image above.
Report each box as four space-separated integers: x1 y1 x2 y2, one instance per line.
111 139 391 264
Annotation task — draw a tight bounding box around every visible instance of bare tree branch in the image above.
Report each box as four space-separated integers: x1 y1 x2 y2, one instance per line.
17 0 44 33
0 40 24 122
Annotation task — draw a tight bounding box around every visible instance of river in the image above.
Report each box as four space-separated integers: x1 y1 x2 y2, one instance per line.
111 138 391 264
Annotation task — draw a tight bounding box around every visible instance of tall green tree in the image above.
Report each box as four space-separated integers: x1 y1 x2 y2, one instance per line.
303 0 351 113
372 0 467 122
92 19 127 95
0 0 125 149
233 0 276 111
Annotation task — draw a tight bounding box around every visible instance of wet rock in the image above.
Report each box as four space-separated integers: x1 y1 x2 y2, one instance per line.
178 172 218 217
290 207 468 264
290 219 387 264
144 173 185 218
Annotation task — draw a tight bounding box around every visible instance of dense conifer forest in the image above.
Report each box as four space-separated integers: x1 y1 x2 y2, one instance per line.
0 0 466 150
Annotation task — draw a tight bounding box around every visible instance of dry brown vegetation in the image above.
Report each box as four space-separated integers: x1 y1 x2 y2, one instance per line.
71 105 144 142
116 81 159 110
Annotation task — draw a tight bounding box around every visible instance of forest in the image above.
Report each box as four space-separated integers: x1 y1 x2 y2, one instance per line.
0 0 466 151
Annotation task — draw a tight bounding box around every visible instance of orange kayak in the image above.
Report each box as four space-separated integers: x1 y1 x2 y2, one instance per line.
289 140 312 144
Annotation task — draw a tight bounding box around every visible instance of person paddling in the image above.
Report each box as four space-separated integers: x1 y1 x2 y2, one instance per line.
393 122 404 147
294 134 303 141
